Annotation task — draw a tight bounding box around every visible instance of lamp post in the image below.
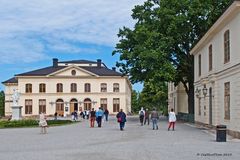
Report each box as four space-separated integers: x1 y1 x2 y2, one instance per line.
195 84 214 98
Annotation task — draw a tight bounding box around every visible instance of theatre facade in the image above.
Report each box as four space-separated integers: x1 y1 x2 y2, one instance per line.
2 59 132 116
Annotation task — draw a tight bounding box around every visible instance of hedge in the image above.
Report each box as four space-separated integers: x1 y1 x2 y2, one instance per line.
0 119 75 128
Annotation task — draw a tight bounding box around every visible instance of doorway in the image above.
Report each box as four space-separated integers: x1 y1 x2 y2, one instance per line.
56 99 64 116
84 98 92 110
209 87 213 125
70 98 78 113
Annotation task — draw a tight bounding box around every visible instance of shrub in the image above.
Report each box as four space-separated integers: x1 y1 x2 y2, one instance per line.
0 119 74 128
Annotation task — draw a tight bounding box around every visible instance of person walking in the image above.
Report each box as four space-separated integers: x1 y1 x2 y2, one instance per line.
89 108 96 128
96 107 104 127
168 108 176 131
104 108 109 121
144 108 150 125
39 112 48 134
151 108 159 130
139 107 145 126
116 109 126 131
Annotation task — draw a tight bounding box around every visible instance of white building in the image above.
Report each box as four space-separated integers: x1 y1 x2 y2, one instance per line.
2 59 132 116
168 82 188 115
190 0 240 138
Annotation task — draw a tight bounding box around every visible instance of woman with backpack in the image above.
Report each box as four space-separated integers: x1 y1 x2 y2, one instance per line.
139 107 145 126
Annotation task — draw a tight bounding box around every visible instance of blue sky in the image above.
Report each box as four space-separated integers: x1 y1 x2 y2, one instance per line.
0 0 144 92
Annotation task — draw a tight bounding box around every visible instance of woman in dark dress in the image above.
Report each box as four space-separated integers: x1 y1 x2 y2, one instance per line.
116 109 126 131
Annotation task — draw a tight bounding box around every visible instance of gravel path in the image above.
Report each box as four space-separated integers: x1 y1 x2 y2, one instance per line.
0 116 239 160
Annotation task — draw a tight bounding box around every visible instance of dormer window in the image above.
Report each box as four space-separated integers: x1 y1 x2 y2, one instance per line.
71 70 76 76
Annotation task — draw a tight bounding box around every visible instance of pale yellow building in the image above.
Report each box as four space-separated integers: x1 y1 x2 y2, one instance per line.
2 59 132 116
190 0 240 138
168 82 188 117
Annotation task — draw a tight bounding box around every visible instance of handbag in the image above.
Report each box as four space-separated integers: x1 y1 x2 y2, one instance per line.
117 117 122 122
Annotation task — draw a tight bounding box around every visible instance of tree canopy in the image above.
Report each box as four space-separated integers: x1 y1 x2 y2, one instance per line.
113 0 231 114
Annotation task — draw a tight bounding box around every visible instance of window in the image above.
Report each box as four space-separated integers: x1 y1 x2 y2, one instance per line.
198 98 201 116
113 98 120 112
100 98 107 110
224 82 230 120
25 99 32 114
113 83 119 92
101 83 107 92
209 45 212 71
71 83 77 92
57 83 63 93
25 84 32 93
39 99 46 114
198 54 201 76
224 30 230 63
71 70 76 76
39 83 46 93
85 83 91 92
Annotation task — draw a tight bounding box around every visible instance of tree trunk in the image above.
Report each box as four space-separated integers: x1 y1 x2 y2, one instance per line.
187 82 194 114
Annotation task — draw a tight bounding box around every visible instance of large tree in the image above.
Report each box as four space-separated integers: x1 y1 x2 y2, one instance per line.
113 0 231 114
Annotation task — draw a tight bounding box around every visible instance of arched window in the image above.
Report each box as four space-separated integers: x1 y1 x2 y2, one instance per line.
56 83 63 92
113 83 119 92
101 83 107 92
84 83 91 92
25 83 32 93
71 83 77 92
39 83 46 93
224 30 230 63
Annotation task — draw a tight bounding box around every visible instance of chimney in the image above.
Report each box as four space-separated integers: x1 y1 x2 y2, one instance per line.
97 59 102 68
112 67 116 71
53 58 58 67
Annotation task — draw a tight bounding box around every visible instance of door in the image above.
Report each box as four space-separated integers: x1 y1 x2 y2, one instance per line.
209 87 212 125
70 99 78 113
56 99 64 116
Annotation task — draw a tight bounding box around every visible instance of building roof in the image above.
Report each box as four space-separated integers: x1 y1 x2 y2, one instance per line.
58 60 97 64
2 59 123 84
2 77 18 84
16 66 67 76
81 67 122 76
190 0 240 55
15 66 122 77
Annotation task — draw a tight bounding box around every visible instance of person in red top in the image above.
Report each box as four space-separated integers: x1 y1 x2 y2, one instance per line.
89 108 96 128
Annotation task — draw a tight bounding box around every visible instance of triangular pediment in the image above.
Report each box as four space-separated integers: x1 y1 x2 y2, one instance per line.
47 65 98 77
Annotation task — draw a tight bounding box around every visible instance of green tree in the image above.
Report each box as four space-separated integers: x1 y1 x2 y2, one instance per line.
113 0 231 114
131 90 140 113
139 81 168 112
0 91 5 117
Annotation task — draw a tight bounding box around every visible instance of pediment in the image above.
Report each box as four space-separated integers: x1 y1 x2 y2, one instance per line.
47 65 97 77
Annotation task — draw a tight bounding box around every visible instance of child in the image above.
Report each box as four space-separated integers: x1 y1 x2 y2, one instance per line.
168 108 176 131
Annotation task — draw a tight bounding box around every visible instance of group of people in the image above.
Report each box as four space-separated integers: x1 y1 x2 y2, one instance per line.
38 107 176 134
139 107 176 131
88 107 109 128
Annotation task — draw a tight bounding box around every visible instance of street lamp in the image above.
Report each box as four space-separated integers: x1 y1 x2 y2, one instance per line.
195 84 214 98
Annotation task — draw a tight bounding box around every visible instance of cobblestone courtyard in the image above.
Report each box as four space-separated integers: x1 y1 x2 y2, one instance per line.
0 116 240 160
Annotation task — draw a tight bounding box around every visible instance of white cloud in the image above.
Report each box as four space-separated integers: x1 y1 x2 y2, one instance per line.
0 0 145 63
